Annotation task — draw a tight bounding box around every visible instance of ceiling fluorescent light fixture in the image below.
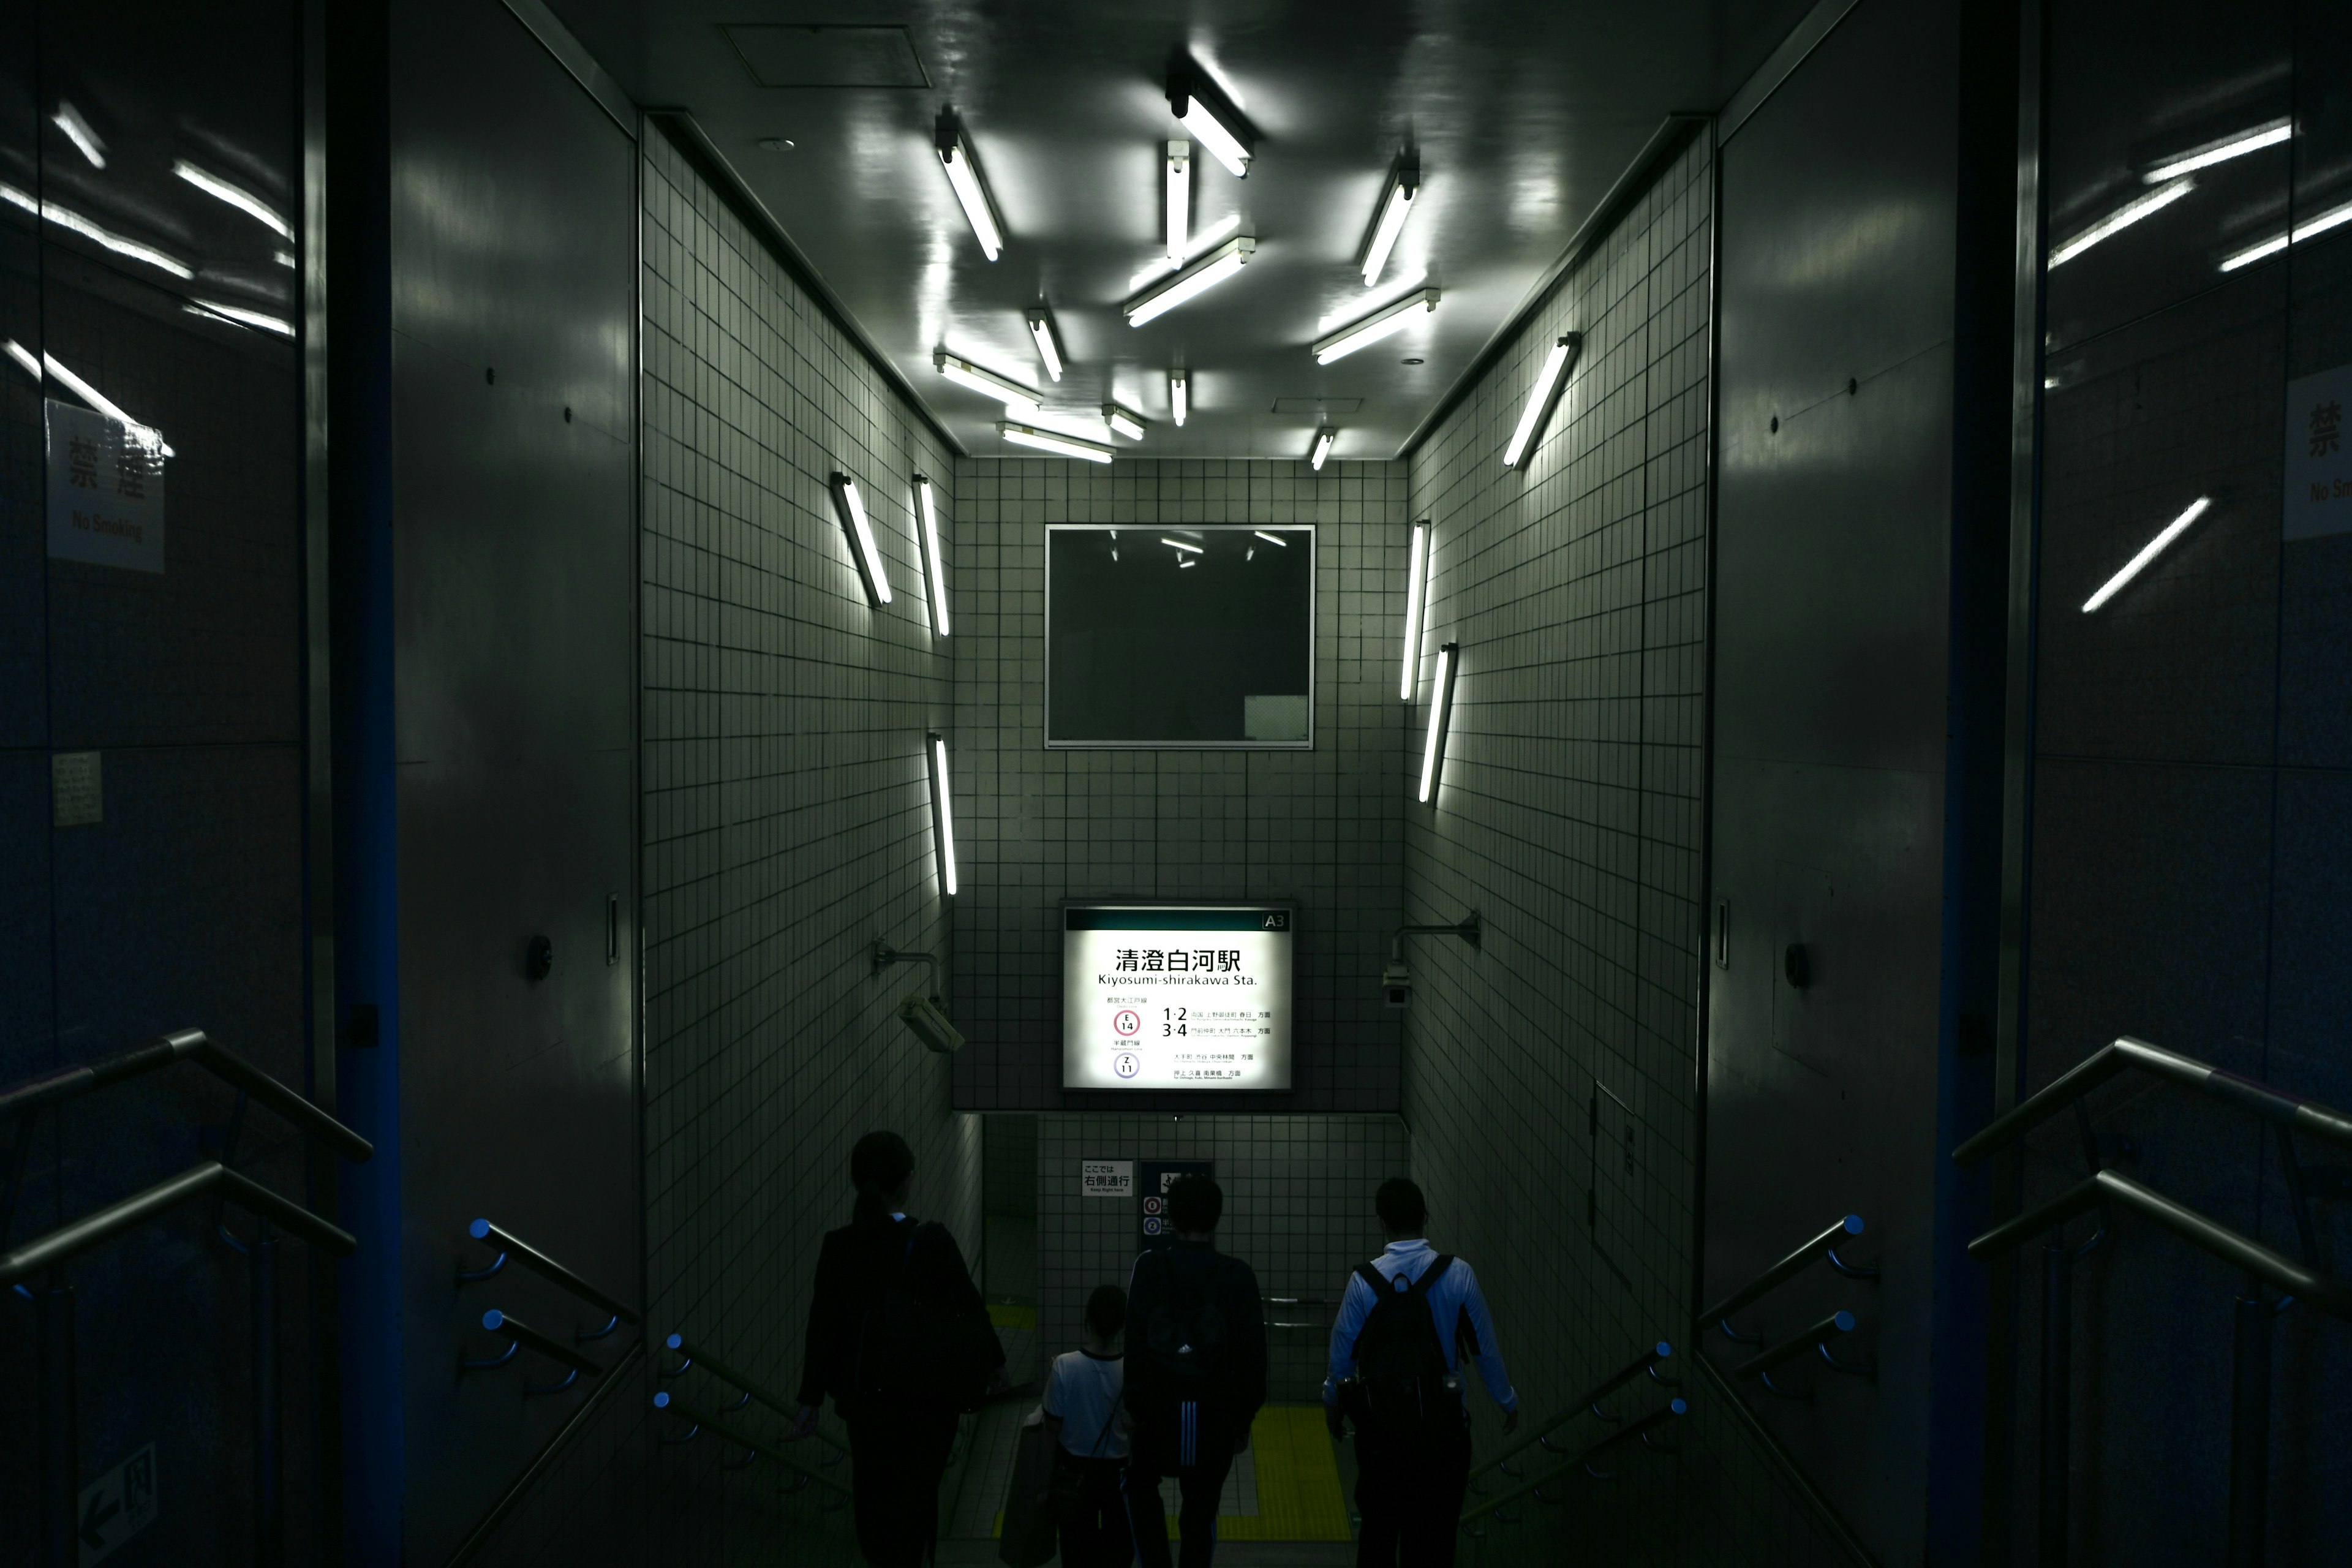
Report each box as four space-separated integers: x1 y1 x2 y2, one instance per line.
1400 519 1429 699
173 159 292 241
1166 140 1191 262
1418 641 1459 804
1252 530 1288 547
25 345 173 456
1162 537 1203 554
1025 306 1064 382
2081 496 2212 613
1314 288 1440 364
1167 63 1252 178
1308 425 1335 470
0 183 193 279
1502 333 1583 469
829 471 892 606
2144 119 2291 183
1125 234 1254 327
2220 197 2352 273
1169 371 1189 425
934 350 1040 415
53 104 106 168
927 733 959 896
1359 155 1420 288
188 298 293 337
913 475 949 635
933 111 1003 262
2049 179 2192 267
1103 404 1147 442
998 420 1114 464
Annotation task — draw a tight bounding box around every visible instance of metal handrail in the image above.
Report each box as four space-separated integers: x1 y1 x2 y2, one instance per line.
1464 1341 1673 1487
477 1310 605 1378
1966 1167 2352 1319
1733 1311 1856 1379
1699 1214 1866 1327
1951 1035 2352 1168
1458 1397 1687 1527
462 1218 639 1325
0 1161 356 1286
660 1332 850 1454
652 1391 853 1494
0 1028 372 1163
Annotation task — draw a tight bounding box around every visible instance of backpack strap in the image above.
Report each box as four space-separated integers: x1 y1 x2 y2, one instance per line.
1353 1262 1388 1295
1408 1255 1454 1301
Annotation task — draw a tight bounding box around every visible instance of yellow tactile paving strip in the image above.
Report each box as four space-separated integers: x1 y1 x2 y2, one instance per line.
992 1405 1351 1545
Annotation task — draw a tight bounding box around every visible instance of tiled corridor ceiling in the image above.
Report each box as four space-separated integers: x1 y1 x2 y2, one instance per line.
554 0 1811 458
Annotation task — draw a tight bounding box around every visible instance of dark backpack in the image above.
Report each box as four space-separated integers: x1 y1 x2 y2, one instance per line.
855 1224 997 1412
1140 1250 1233 1395
1340 1256 1462 1438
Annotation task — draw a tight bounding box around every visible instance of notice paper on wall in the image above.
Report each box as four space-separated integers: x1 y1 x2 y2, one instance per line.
45 399 167 573
2286 363 2352 541
1062 903 1294 1090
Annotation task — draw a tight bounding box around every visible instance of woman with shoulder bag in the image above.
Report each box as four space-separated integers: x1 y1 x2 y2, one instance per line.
1041 1285 1134 1567
791 1131 1007 1568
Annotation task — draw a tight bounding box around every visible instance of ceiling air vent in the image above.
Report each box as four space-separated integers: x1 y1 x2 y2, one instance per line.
722 24 930 89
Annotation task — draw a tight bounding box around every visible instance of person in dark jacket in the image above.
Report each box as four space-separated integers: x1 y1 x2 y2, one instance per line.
790 1130 1006 1567
1121 1175 1267 1568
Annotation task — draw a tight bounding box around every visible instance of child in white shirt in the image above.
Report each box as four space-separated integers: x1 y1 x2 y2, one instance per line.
1042 1284 1131 1567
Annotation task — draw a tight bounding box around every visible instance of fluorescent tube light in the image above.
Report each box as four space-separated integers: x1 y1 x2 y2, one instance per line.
1308 426 1335 470
933 113 1003 262
2 339 37 381
928 733 959 896
1103 404 1147 442
1162 537 1203 554
1180 559 1197 568
914 475 949 635
274 250 296 268
1252 530 1288 546
187 298 293 337
829 471 892 606
53 104 105 168
26 345 173 456
2081 496 2212 613
173 159 292 241
1166 141 1191 262
2049 179 2192 267
1167 66 1252 178
2220 197 2352 273
1502 334 1583 470
1025 307 1064 382
1170 372 1188 425
2144 119 2291 184
998 421 1115 463
934 350 1040 415
1419 642 1458 804
1314 288 1439 364
1400 520 1429 700
1 183 192 279
1360 157 1420 288
1125 235 1254 327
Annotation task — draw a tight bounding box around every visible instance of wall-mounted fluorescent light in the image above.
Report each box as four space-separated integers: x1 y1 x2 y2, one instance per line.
1501 333 1583 470
172 160 292 241
1313 288 1440 364
913 475 949 635
2081 496 2212 613
1167 64 1251 178
927 733 959 896
1418 642 1458 803
1025 306 1064 382
934 350 1040 414
2049 179 2192 267
1360 156 1420 288
1 182 193 279
1308 426 1335 470
2220 197 2352 273
11 340 173 457
933 111 1003 262
1162 537 1203 554
829 471 892 606
1400 519 1429 700
1125 235 1255 327
1103 404 1147 441
1252 530 1289 547
998 421 1115 464
2144 119 2291 184
53 104 106 169
1170 371 1189 425
1166 140 1191 263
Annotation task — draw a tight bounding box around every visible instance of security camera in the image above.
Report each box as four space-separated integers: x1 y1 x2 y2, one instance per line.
1381 962 1412 1009
900 993 965 1054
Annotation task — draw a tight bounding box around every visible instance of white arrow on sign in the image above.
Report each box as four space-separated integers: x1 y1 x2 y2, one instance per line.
79 1442 158 1565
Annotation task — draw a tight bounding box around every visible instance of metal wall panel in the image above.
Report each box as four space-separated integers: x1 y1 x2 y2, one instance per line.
387 1 638 1556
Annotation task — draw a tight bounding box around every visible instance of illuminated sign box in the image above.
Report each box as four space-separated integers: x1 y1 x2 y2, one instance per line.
1062 902 1294 1090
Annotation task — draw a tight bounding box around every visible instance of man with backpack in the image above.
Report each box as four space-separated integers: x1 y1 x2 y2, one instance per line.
1325 1178 1519 1567
1122 1174 1268 1568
